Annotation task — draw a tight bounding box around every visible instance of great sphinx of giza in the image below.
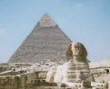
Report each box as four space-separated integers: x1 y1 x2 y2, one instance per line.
46 42 94 88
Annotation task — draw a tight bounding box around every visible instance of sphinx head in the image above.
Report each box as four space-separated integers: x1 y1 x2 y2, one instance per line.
66 42 87 61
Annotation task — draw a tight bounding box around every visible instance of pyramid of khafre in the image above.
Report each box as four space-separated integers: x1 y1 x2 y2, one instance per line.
8 13 72 63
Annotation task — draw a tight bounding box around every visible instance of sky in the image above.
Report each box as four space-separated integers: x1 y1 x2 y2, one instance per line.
0 0 110 63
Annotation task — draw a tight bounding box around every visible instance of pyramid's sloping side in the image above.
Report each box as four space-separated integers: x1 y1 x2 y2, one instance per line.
8 14 72 63
9 25 71 63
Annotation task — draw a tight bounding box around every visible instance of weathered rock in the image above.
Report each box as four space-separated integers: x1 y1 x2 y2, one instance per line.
8 13 71 64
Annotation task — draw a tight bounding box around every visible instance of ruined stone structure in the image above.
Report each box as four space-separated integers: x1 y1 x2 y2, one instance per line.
0 61 109 89
9 13 71 63
0 14 110 89
90 60 110 83
64 42 92 83
46 42 94 88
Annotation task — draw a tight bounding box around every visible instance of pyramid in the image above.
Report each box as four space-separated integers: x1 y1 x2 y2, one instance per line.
9 13 72 63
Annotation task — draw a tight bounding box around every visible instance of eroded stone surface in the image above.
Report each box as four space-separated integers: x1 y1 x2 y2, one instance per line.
9 13 71 63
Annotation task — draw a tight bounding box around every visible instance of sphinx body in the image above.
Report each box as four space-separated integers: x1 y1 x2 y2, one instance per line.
54 60 90 83
46 42 93 87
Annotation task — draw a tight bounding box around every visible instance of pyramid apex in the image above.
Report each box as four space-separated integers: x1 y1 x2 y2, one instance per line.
43 13 50 16
9 13 71 63
39 13 56 27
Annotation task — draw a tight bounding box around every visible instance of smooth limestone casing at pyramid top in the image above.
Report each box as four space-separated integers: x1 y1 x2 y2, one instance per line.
9 13 72 63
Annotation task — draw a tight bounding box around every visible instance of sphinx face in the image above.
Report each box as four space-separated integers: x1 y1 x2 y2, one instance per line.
72 43 82 56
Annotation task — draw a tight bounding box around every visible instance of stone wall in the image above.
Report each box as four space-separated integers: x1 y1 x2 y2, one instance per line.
0 63 110 89
0 71 75 89
0 71 108 89
0 71 107 89
90 67 110 82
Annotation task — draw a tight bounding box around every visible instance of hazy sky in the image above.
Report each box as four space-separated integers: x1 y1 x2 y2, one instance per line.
0 0 110 62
